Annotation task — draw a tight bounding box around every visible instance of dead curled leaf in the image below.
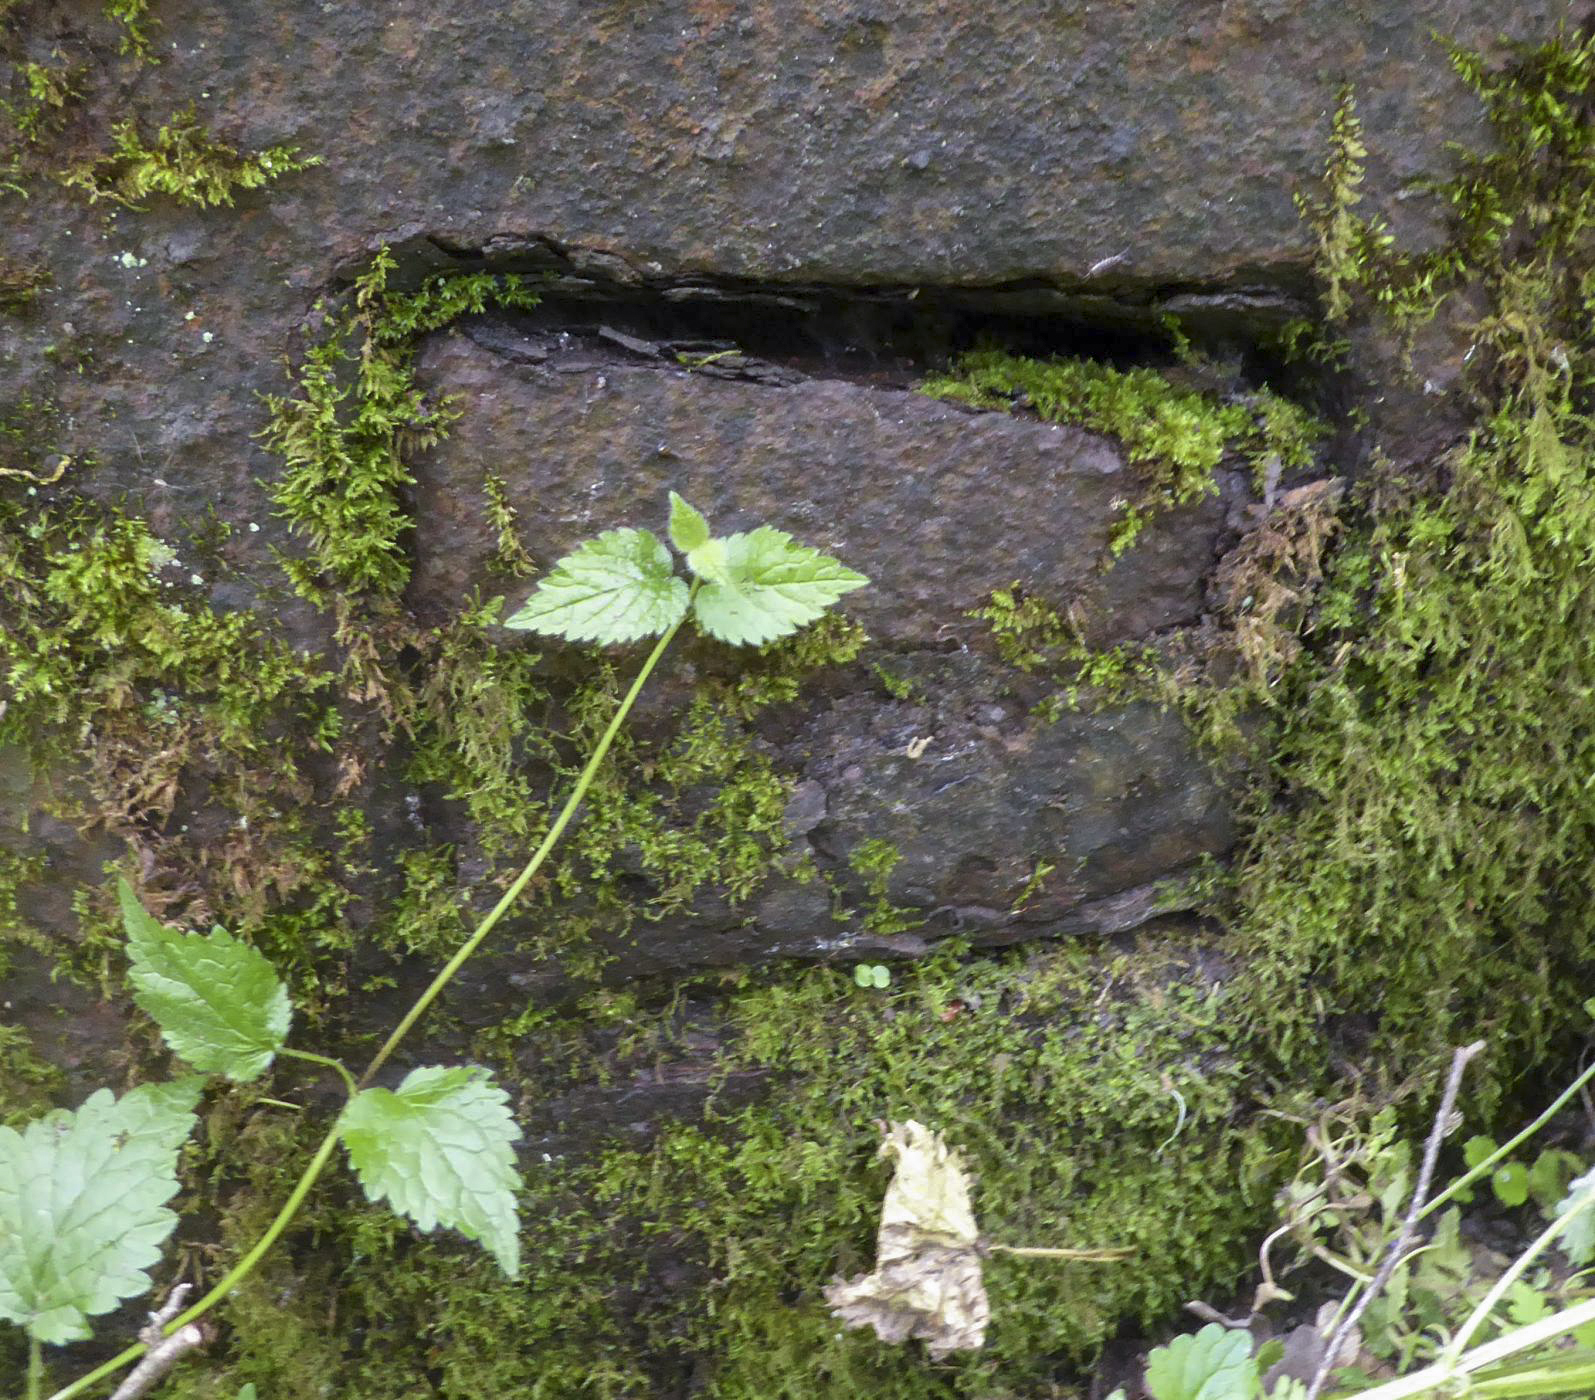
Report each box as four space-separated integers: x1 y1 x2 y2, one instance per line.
824 1120 991 1359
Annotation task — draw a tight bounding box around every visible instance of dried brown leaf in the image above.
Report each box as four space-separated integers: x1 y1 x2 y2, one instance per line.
824 1120 990 1359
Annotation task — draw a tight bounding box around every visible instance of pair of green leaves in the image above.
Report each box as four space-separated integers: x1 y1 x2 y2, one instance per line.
0 884 522 1347
503 493 868 647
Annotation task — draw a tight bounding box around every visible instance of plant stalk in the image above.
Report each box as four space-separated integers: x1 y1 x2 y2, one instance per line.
29 1336 43 1400
1323 1296 1595 1400
355 616 683 1088
48 618 685 1400
1444 1180 1595 1361
278 1046 357 1099
1419 1057 1595 1224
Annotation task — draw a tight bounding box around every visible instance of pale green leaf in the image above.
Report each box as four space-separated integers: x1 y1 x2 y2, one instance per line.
667 492 711 554
1492 1161 1530 1208
1556 1166 1595 1265
691 526 868 646
502 528 688 643
0 1079 201 1343
121 878 290 1082
340 1065 522 1277
1145 1324 1260 1400
1464 1135 1499 1169
685 537 732 585
1528 1148 1582 1211
1505 1280 1552 1326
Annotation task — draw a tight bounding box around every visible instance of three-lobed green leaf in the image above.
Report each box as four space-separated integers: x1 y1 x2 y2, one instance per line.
689 525 868 647
504 497 868 648
339 1065 523 1277
0 1079 202 1343
1144 1324 1260 1400
120 878 291 1082
502 527 689 643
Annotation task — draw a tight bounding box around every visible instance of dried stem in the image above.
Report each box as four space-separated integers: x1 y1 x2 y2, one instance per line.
106 1285 205 1400
1304 1041 1484 1400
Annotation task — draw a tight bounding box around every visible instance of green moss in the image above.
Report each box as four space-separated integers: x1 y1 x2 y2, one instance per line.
920 351 1323 554
0 1023 63 1129
844 837 922 936
969 581 1156 719
103 0 157 60
0 496 352 992
148 937 1285 1398
63 103 320 208
0 256 42 311
262 250 540 605
1188 27 1595 1091
3 56 81 143
481 469 536 577
0 47 82 197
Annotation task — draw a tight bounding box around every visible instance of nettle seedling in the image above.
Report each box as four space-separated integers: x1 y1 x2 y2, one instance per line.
12 495 865 1400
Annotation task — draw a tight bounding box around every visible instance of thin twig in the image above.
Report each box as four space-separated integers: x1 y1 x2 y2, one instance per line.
1303 1041 1484 1400
107 1285 205 1400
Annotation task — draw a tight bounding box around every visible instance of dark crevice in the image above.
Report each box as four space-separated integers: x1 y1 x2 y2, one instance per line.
357 230 1329 400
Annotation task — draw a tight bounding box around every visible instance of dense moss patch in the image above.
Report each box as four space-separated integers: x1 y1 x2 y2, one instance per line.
920 348 1322 553
1204 28 1595 1091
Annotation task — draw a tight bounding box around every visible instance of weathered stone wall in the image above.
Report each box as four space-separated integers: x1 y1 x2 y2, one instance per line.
3 2 1589 1395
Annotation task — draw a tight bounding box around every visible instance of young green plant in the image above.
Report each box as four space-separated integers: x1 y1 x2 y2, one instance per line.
13 493 865 1400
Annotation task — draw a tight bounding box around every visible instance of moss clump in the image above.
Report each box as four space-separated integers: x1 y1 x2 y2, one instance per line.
920 350 1322 553
1197 30 1595 1092
63 103 321 208
144 936 1285 1399
546 617 868 931
0 497 352 991
844 836 923 936
969 581 1156 721
103 0 157 60
262 250 541 606
0 255 45 311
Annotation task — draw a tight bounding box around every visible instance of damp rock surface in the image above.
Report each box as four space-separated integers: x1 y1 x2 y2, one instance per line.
408 319 1243 647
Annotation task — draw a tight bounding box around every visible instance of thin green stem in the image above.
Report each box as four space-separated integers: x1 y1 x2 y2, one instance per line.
28 1336 43 1400
47 618 685 1400
279 1045 358 1100
356 615 683 1088
47 1124 344 1400
1445 1185 1595 1361
1420 1057 1595 1223
1324 1296 1595 1400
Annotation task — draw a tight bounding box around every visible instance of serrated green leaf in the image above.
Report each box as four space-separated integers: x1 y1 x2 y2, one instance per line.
1492 1161 1531 1207
120 878 290 1082
0 1079 201 1343
340 1065 522 1277
667 492 711 554
1505 1280 1552 1326
691 525 868 646
1556 1166 1595 1265
1144 1324 1260 1400
502 528 689 643
685 537 732 585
